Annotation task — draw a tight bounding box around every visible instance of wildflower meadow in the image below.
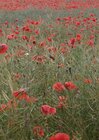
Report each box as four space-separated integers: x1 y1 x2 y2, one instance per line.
0 0 99 140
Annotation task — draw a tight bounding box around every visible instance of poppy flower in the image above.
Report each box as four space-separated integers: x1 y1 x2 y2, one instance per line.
75 21 81 26
64 81 77 91
0 44 8 54
47 37 52 42
47 47 57 54
0 104 7 112
87 40 94 47
41 105 56 115
39 41 46 47
68 38 76 48
32 55 46 63
53 82 65 92
49 133 70 140
33 126 44 137
60 47 68 54
84 78 92 84
76 34 82 42
13 88 28 100
34 29 40 35
7 34 17 40
22 25 31 32
22 35 29 41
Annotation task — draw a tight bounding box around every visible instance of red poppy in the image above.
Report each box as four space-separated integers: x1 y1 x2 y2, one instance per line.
53 82 65 92
87 40 94 47
47 46 57 54
22 35 29 41
0 104 7 112
34 29 40 35
60 47 68 54
47 37 52 42
22 25 31 32
68 38 76 48
39 41 46 48
13 88 27 100
7 34 17 40
84 78 92 84
64 81 77 91
75 21 81 26
49 133 70 140
0 44 8 54
32 55 46 63
76 34 82 41
33 126 44 137
41 105 56 115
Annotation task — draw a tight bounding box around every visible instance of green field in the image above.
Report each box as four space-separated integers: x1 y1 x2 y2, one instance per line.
0 7 99 140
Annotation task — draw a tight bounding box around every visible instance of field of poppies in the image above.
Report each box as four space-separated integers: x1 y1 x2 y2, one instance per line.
0 0 99 140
